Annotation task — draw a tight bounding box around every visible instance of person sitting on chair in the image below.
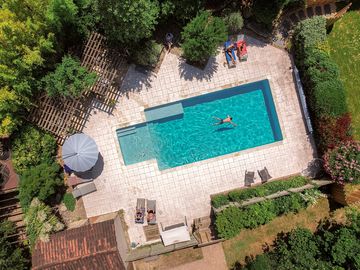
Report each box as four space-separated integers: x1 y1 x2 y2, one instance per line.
225 43 236 65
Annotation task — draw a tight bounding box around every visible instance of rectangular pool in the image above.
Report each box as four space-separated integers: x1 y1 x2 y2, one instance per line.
117 79 282 170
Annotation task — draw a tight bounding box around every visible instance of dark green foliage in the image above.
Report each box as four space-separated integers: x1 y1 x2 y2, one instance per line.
129 40 162 67
243 211 360 269
224 12 244 34
243 254 273 270
42 55 97 98
181 11 227 63
12 125 57 174
95 0 159 44
160 0 204 22
62 193 76 211
215 193 309 239
19 162 63 210
253 0 305 29
0 221 28 270
211 176 308 207
211 194 230 208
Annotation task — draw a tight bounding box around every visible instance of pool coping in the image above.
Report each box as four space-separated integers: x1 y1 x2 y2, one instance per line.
111 75 287 172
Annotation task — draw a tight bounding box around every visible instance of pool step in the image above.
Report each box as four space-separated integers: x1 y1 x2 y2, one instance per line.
117 126 137 137
145 102 183 122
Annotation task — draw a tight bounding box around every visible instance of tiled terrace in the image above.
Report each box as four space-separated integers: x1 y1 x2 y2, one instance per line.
82 36 315 244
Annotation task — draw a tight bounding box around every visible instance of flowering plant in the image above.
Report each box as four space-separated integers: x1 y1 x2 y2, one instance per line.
324 141 360 184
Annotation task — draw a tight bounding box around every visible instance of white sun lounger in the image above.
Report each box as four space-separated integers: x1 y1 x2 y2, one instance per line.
72 182 97 198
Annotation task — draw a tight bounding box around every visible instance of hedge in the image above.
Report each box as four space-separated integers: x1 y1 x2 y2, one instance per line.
211 176 308 208
215 192 310 239
293 17 349 153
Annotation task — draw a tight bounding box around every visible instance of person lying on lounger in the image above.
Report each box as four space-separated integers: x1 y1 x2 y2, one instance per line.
213 115 237 126
225 43 236 65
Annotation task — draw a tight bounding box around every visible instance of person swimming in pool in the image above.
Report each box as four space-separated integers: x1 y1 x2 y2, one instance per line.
213 115 237 126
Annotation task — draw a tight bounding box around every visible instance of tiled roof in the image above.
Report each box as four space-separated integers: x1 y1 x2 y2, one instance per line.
32 219 125 270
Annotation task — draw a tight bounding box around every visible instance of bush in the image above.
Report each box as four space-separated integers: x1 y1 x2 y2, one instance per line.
211 176 309 207
215 192 310 239
224 12 244 34
130 40 162 67
12 125 57 174
62 193 76 211
0 221 28 270
160 0 204 22
243 254 274 270
181 11 227 63
211 194 229 208
19 162 63 210
24 198 64 249
324 141 360 184
42 55 97 98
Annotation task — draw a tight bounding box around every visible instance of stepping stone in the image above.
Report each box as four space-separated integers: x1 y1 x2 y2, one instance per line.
306 7 314 17
298 10 306 20
315 6 322 16
289 13 300 24
324 4 331 14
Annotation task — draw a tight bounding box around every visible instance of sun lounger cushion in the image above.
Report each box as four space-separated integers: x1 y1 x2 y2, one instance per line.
72 182 97 198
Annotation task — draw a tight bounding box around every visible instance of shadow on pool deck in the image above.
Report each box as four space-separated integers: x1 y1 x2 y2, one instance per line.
178 56 218 82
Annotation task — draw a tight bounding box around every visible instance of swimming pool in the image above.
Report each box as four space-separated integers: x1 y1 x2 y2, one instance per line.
117 79 282 170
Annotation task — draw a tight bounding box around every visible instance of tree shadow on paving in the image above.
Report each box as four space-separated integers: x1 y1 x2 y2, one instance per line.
74 153 104 180
178 56 218 82
118 64 155 98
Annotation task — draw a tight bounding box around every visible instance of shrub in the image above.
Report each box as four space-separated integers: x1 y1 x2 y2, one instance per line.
324 141 360 184
12 125 57 174
160 0 204 22
42 55 97 98
62 193 76 211
130 40 162 67
181 11 227 63
317 114 352 152
215 192 311 239
243 254 274 270
228 187 266 203
19 162 63 210
0 221 28 270
224 12 244 34
24 198 64 249
211 194 229 208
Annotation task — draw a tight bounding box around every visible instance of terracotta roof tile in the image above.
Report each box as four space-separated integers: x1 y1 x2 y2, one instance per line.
32 220 125 270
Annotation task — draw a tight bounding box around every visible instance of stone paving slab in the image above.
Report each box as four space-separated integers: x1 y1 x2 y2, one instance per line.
81 36 315 244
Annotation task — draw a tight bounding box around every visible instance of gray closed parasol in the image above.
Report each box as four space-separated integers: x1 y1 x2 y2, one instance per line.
62 133 99 172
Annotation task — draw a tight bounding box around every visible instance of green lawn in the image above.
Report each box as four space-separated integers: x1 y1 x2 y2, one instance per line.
327 10 360 139
222 198 346 268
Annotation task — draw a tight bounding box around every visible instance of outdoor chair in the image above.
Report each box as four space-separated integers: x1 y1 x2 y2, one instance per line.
258 167 272 183
244 170 255 187
135 198 146 224
72 182 97 199
147 199 157 225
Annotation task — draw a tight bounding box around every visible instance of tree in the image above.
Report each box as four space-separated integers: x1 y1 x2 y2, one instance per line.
42 55 97 98
95 0 160 44
24 198 64 249
0 220 28 270
181 11 227 63
11 125 57 174
0 87 21 138
18 162 63 210
224 12 244 34
160 0 204 22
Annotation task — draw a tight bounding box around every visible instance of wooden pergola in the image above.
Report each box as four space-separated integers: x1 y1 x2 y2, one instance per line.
28 32 129 144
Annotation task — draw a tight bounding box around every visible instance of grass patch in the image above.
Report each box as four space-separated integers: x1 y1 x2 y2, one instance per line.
222 198 344 269
327 10 360 139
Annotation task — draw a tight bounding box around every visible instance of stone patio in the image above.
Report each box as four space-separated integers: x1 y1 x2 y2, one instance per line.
81 36 315 244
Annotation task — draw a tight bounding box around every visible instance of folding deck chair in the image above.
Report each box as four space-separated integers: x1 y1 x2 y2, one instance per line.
258 167 272 183
244 170 255 187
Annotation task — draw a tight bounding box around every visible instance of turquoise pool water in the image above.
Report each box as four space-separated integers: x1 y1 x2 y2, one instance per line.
117 79 282 170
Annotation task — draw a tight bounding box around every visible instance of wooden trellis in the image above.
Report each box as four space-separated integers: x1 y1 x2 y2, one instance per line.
81 32 129 110
28 32 129 144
